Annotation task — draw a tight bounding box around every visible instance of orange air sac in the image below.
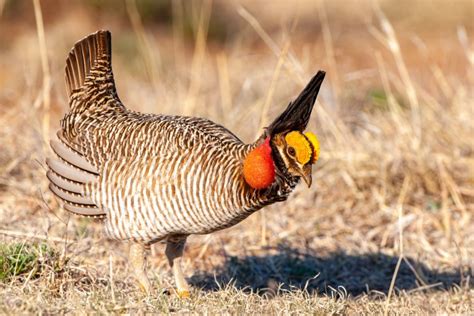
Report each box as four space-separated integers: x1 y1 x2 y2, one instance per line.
243 138 275 189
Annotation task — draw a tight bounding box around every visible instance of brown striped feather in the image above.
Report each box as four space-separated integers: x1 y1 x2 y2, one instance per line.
48 30 324 244
65 30 111 95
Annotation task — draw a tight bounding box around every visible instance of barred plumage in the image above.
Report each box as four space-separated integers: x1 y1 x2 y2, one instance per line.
46 30 325 297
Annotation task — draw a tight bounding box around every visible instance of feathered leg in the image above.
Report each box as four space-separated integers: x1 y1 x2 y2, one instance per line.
129 242 151 294
165 237 189 298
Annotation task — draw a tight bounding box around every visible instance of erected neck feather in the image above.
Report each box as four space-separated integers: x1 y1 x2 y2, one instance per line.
243 138 275 189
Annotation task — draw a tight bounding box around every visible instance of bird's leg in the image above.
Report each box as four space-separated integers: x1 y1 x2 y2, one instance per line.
165 237 189 298
129 242 151 294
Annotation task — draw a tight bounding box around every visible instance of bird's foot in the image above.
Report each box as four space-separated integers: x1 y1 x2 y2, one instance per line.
176 289 190 299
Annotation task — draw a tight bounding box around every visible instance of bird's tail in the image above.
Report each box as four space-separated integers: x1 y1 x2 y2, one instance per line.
65 30 123 112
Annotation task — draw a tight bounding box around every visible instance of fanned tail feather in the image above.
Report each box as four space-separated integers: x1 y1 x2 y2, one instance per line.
51 30 120 218
64 30 115 97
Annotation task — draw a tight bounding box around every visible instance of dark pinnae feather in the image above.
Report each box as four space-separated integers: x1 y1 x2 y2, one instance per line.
266 71 325 136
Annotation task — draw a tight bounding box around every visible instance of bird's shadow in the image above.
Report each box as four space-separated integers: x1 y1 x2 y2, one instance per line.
189 244 471 298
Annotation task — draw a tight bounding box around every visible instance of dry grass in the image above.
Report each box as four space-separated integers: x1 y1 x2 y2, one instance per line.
0 0 473 314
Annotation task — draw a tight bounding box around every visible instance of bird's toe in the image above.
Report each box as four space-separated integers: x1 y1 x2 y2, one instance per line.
176 289 190 299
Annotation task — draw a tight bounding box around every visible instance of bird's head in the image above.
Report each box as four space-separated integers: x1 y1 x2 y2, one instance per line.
271 130 319 187
243 71 325 190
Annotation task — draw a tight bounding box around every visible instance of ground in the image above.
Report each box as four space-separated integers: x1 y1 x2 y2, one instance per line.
0 0 473 314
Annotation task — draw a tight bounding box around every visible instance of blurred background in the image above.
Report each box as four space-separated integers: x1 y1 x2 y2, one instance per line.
0 0 472 313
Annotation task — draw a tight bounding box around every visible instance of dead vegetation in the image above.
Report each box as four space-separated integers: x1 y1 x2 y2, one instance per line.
0 0 473 314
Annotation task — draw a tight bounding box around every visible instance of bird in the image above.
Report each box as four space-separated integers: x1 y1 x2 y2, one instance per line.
46 30 325 298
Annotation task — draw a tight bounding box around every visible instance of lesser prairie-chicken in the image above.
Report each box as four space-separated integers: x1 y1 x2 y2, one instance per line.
46 30 325 297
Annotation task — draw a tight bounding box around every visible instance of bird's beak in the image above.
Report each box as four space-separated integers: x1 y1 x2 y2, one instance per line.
299 164 312 187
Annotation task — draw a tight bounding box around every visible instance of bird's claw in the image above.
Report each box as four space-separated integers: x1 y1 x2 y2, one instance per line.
177 289 190 299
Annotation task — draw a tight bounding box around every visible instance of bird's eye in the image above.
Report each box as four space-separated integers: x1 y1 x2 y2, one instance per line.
287 147 296 156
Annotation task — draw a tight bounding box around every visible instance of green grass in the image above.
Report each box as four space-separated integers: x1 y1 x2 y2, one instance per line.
0 242 59 282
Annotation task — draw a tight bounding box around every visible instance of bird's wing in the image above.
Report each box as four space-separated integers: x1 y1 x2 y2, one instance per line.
46 131 105 217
